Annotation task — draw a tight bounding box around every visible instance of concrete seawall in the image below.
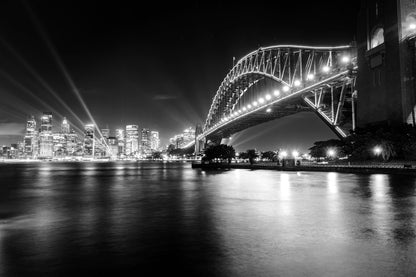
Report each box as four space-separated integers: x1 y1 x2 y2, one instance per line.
192 163 416 175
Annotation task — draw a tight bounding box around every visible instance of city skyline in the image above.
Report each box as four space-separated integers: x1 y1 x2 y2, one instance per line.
0 0 361 151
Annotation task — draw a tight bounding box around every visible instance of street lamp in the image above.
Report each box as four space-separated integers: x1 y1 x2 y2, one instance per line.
292 150 299 158
280 151 288 159
327 148 336 158
341 55 350 64
373 146 382 156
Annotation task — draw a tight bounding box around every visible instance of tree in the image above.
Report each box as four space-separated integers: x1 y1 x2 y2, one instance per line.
152 151 162 160
261 151 278 161
309 139 345 160
204 144 236 163
246 149 258 165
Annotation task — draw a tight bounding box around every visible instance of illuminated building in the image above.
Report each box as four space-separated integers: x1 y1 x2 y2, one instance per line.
108 136 118 158
53 133 66 157
24 115 38 158
150 131 160 151
61 117 70 134
101 129 110 139
140 128 151 155
125 125 139 156
39 112 53 159
67 130 80 156
83 124 95 157
168 127 195 149
116 128 125 156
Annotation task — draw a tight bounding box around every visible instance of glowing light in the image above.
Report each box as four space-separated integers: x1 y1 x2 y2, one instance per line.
322 65 330 73
280 151 288 158
292 150 299 158
327 148 336 157
247 104 252 109
306 73 315 80
373 146 382 155
253 101 258 106
243 107 247 111
266 108 272 113
234 112 238 116
258 97 265 104
238 110 241 113
410 23 416 30
265 94 271 100
341 56 350 63
274 90 280 96
282 86 290 92
294 79 301 87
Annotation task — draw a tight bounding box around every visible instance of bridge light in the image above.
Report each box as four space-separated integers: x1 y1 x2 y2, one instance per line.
265 94 271 100
306 73 315 80
341 56 350 64
234 112 238 116
253 101 258 106
282 86 290 92
410 23 416 30
238 110 242 113
243 107 247 111
294 79 301 87
247 104 252 109
322 65 330 73
273 90 280 96
258 97 265 104
292 150 299 158
266 108 272 113
280 151 288 158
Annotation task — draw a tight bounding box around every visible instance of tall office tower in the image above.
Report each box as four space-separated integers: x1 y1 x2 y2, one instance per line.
140 128 151 155
66 130 79 156
107 137 118 158
39 112 53 158
83 124 95 157
40 112 52 133
53 133 66 157
115 128 125 156
61 117 70 134
125 125 139 156
24 115 38 158
150 131 160 151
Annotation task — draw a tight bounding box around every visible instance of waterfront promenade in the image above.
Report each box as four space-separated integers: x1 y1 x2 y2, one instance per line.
192 161 416 175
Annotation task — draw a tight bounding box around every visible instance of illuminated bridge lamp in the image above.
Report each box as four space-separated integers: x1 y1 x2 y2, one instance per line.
234 112 238 116
243 107 247 111
253 101 258 107
322 65 330 73
258 97 264 104
306 73 315 80
273 89 280 97
282 86 290 92
294 79 301 87
247 104 252 109
265 94 271 100
266 108 271 113
409 23 416 30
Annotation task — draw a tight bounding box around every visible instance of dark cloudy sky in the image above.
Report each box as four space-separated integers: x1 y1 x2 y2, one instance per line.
0 0 361 151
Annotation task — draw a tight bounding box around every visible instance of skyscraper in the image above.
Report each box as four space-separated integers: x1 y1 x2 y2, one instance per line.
39 112 53 158
125 125 139 156
140 128 151 155
116 128 125 157
23 115 38 158
83 124 95 157
61 117 70 134
150 131 160 151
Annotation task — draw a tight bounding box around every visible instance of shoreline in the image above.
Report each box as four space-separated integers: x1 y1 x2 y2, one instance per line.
192 162 416 175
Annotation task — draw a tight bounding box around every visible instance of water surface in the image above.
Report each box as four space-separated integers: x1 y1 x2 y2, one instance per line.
0 162 415 276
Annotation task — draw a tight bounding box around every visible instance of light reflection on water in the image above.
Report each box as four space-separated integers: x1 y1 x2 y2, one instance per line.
0 162 416 276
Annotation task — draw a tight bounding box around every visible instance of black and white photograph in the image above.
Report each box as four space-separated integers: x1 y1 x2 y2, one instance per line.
1 0 416 276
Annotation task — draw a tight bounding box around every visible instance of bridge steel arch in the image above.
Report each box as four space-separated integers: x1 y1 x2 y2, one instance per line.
190 45 357 150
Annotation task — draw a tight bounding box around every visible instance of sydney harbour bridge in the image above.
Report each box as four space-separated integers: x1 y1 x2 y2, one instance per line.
182 44 358 151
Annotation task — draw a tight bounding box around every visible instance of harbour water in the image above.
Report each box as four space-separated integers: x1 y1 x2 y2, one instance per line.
0 162 415 276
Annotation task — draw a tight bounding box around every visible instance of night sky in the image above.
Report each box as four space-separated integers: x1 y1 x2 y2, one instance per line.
0 0 361 151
